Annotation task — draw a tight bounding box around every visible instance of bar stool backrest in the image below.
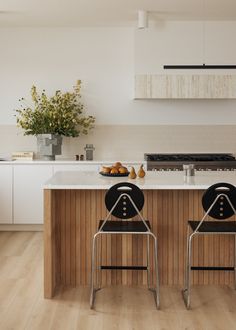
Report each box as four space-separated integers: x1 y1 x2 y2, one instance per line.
202 182 236 220
105 182 144 219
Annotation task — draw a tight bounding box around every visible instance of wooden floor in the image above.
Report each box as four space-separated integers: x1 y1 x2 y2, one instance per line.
1 232 236 330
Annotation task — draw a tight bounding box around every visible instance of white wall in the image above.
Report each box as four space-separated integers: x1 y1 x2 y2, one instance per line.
1 25 236 160
1 124 236 161
0 27 134 125
1 25 236 127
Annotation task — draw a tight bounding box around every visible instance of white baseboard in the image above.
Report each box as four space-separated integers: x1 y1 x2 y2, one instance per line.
0 224 43 231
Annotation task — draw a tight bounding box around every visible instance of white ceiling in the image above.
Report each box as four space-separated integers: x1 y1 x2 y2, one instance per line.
0 0 236 27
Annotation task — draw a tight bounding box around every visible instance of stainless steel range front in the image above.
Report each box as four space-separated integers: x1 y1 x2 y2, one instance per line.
145 153 236 171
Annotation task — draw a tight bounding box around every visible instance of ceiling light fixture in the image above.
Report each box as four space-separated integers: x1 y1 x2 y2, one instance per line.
138 10 148 29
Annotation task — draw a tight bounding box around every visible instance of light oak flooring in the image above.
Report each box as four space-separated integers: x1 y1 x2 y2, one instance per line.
1 232 236 330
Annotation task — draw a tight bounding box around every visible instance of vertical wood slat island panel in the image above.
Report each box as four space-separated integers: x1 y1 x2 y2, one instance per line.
44 189 235 298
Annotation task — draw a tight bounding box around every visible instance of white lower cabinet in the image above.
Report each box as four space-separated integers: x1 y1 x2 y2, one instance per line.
13 165 53 224
0 161 119 226
0 165 12 224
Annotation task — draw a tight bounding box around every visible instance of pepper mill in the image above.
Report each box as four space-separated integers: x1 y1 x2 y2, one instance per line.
84 144 95 160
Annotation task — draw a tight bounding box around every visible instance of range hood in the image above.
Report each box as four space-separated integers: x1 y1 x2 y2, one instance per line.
135 74 236 99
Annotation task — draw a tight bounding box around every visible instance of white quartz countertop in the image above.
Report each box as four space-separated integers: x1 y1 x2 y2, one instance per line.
44 170 236 190
0 159 144 165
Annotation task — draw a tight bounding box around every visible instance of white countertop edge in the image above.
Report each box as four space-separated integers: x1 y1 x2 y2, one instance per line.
43 184 210 190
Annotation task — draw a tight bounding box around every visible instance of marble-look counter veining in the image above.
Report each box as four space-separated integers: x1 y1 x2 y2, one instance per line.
44 170 236 190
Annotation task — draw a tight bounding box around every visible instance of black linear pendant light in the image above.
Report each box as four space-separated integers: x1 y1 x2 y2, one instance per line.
163 64 236 69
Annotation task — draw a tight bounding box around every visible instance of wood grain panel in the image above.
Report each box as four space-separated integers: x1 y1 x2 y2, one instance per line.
44 189 236 297
135 74 236 99
44 189 58 298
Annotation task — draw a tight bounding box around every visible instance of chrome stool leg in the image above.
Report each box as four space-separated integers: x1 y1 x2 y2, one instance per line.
183 226 190 291
153 234 160 309
147 235 151 289
98 234 102 290
90 233 99 309
183 228 193 309
145 233 160 309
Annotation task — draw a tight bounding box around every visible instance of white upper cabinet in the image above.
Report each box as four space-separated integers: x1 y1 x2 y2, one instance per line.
204 22 236 64
13 165 53 224
0 165 12 224
135 22 203 74
135 21 236 74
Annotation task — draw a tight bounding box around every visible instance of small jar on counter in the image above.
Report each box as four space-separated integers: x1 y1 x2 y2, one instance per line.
183 164 195 176
84 144 95 161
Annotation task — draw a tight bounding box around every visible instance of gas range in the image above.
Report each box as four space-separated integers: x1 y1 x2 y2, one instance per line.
145 153 236 171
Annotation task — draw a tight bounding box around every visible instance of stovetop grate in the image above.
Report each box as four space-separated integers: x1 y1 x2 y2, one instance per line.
145 153 236 162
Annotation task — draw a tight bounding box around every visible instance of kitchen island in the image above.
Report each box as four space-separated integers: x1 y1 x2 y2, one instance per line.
44 171 236 298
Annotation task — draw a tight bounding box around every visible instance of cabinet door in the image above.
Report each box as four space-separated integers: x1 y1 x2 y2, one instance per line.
53 164 99 173
14 165 53 224
205 22 236 65
0 165 12 224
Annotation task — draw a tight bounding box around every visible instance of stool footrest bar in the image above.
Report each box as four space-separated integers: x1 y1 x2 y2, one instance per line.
191 266 234 271
101 265 147 270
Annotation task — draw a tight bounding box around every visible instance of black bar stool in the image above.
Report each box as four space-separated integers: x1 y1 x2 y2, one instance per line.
90 182 160 309
182 182 236 309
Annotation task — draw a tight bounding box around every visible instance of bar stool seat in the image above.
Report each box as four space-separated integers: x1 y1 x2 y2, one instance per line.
188 220 236 233
98 220 151 232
